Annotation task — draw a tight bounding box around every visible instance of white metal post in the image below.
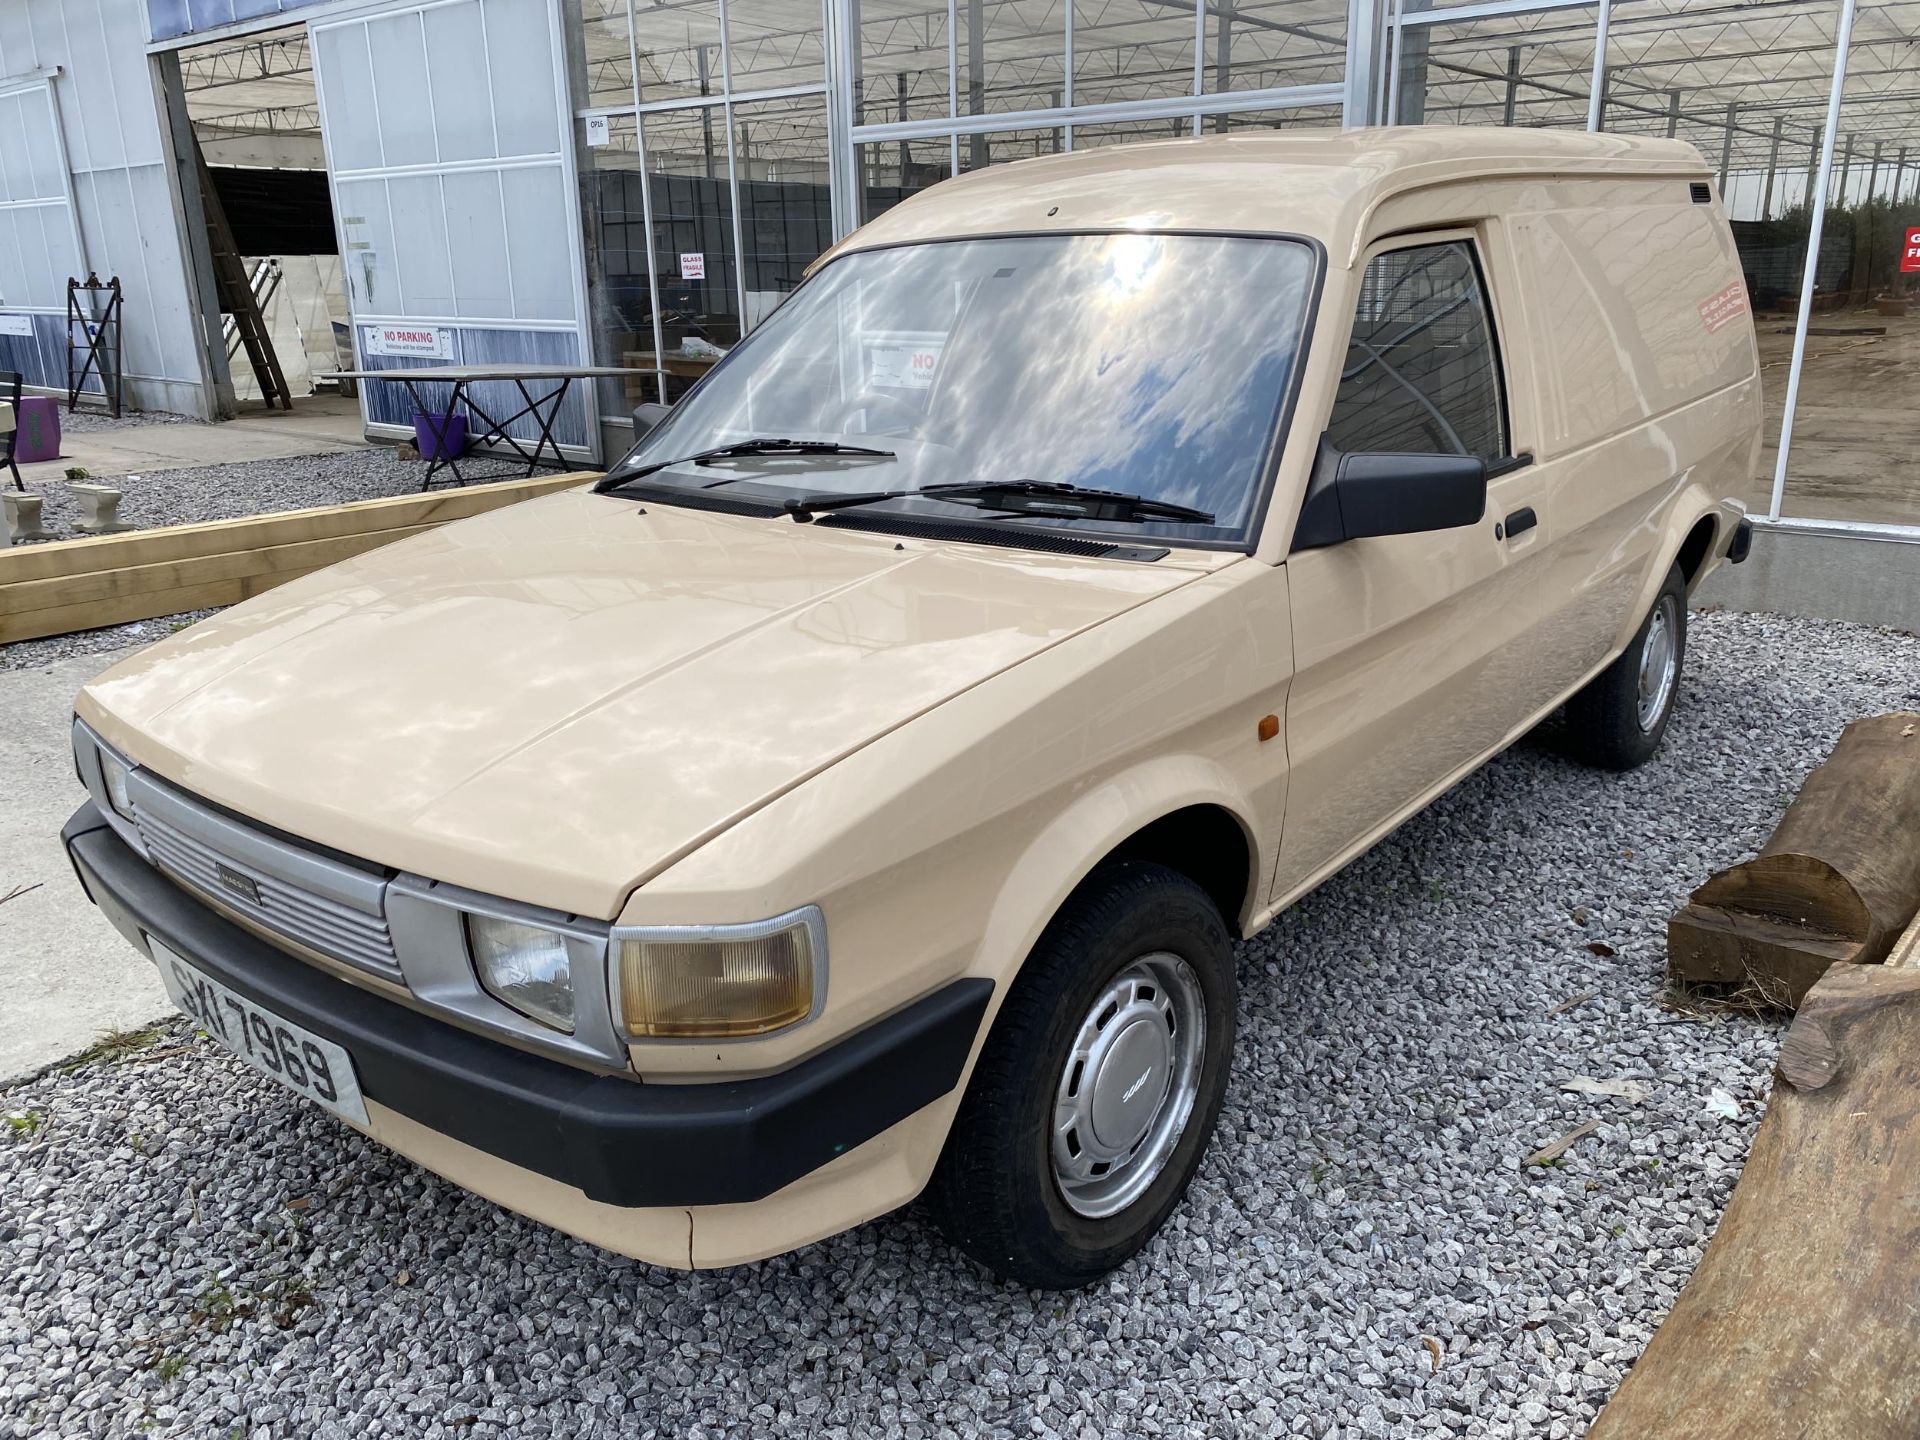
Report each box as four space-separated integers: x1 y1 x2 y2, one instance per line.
1063 0 1074 148
1585 0 1610 132
825 0 860 235
1386 0 1405 125
947 0 959 173
1342 0 1381 127
624 0 670 404
1769 0 1857 523
1192 0 1206 134
716 0 750 336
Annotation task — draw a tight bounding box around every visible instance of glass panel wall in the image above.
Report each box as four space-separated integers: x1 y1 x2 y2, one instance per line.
733 94 833 326
857 0 954 127
848 0 1349 218
574 0 636 108
1203 0 1349 98
1072 1 1196 107
856 136 954 220
1391 7 1598 128
568 0 832 436
1763 0 1920 526
630 0 724 104
724 0 830 92
1383 0 1920 531
959 0 1067 118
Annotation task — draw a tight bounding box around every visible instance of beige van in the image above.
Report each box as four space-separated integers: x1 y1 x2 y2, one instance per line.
64 128 1758 1289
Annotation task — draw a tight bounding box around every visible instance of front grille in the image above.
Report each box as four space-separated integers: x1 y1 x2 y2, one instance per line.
132 796 401 982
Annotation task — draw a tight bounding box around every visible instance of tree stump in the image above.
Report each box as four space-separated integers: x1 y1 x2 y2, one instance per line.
1668 713 1920 1008
1588 957 1920 1438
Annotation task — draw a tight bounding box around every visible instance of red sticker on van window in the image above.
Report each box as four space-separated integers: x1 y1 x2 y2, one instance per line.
1698 281 1748 333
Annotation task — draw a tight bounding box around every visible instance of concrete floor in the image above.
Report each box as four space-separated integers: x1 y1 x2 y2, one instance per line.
0 647 168 1084
1751 308 1920 527
14 391 368 488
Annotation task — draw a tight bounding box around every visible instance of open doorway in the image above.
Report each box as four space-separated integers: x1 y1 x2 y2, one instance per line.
165 23 359 437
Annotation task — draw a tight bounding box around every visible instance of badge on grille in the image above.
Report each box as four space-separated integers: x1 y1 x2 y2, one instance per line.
214 862 262 906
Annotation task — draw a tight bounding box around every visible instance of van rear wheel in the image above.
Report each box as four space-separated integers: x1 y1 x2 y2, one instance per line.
1562 562 1687 771
925 862 1236 1289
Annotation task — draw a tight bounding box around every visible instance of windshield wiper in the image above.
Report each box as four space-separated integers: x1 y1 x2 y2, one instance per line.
593 438 895 492
781 479 1215 526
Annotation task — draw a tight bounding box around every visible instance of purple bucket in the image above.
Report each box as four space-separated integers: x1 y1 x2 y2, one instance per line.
15 396 61 463
412 410 467 460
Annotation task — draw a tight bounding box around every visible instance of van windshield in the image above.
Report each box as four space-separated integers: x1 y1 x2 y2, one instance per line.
608 232 1317 547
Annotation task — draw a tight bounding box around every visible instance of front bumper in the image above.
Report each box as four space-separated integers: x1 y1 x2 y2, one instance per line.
64 803 990 1209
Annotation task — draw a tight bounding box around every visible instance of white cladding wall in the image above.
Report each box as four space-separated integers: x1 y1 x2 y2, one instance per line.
314 0 592 449
0 0 210 415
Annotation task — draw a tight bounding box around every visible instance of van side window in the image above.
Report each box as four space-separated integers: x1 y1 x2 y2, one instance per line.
1326 241 1507 464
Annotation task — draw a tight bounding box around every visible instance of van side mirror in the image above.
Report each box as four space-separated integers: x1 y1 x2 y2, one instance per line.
631 401 673 439
1290 439 1487 551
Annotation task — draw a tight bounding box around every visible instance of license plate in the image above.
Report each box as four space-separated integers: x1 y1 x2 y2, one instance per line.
151 937 369 1126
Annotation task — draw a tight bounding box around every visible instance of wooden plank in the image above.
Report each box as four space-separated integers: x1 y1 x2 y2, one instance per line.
1588 964 1920 1439
3 569 337 645
0 471 594 584
0 523 445 644
0 522 439 628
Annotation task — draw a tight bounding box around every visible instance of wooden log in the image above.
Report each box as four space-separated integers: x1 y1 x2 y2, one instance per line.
1588 962 1920 1438
1668 713 1920 1007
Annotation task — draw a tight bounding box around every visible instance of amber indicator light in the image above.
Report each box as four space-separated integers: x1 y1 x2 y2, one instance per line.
1257 714 1279 743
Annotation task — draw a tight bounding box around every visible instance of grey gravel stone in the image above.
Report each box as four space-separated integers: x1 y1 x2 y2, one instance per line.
23 446 426 545
55 409 197 435
2 607 1917 1438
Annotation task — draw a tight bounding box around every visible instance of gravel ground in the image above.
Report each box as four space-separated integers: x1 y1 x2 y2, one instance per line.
0 610 221 675
56 409 197 435
3 609 1917 1440
22 448 427 544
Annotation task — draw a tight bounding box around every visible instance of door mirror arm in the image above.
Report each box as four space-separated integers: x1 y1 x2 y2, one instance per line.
1291 437 1488 552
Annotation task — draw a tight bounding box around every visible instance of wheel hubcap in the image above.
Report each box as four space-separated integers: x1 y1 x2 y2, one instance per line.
1051 953 1206 1219
1636 596 1679 733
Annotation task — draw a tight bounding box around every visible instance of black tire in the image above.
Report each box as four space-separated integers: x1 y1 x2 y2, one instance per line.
925 861 1237 1289
1562 562 1688 771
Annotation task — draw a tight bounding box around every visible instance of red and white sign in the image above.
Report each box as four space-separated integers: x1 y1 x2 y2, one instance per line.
364 324 452 359
679 252 706 280
1901 226 1920 274
1697 280 1749 334
867 336 945 390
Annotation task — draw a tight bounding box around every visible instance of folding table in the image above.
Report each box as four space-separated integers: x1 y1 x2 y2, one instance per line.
328 363 643 489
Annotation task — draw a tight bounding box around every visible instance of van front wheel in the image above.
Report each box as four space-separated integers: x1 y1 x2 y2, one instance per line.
1562 562 1687 771
925 862 1236 1289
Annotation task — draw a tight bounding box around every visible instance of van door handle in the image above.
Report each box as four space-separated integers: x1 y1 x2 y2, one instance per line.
1502 507 1538 540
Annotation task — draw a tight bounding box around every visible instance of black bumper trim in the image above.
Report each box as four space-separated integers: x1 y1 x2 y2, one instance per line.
64 805 991 1208
1728 516 1753 564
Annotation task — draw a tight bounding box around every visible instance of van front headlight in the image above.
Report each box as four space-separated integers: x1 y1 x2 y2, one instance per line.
615 908 824 1039
466 914 575 1034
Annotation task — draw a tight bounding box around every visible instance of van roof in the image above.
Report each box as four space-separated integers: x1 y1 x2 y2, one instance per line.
825 126 1711 270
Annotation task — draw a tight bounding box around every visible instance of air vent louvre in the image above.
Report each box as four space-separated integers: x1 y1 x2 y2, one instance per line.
819 511 1167 560
1690 182 1712 204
